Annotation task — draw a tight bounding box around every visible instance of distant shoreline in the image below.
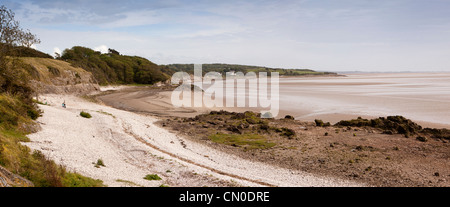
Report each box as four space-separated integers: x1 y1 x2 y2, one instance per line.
337 71 450 75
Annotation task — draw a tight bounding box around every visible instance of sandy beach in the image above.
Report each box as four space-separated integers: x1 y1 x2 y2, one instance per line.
23 93 361 187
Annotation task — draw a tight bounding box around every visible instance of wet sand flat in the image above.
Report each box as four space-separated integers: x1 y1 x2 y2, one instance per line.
279 73 450 128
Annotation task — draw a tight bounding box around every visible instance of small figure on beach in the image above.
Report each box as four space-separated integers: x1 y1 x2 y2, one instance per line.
62 100 66 108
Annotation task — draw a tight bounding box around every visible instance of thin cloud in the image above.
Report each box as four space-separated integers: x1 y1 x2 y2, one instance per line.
53 47 61 57
94 45 109 54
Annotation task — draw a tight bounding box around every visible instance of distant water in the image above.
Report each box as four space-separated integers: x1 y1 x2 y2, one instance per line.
277 73 450 128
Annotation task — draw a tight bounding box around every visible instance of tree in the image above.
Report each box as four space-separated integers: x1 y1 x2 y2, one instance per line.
54 52 61 59
0 5 21 47
1 5 41 58
108 48 120 55
19 29 41 48
1 5 40 95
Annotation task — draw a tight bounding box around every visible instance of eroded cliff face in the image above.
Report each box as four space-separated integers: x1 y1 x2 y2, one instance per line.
0 165 34 187
20 57 100 95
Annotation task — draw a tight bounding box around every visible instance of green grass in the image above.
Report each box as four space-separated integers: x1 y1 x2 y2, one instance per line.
0 127 104 187
96 110 116 118
144 174 162 181
80 111 92 119
208 133 276 150
62 171 104 187
0 94 103 187
32 99 47 105
116 179 142 187
0 94 40 127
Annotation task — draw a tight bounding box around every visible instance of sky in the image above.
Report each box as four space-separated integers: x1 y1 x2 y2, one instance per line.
3 0 450 72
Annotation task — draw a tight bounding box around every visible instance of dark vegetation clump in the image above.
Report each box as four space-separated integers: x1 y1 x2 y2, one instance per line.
335 116 422 137
335 116 449 140
21 64 41 80
315 119 331 127
421 128 450 140
284 115 295 120
94 159 106 168
144 174 162 181
47 66 61 76
416 136 428 142
278 127 296 139
80 111 92 119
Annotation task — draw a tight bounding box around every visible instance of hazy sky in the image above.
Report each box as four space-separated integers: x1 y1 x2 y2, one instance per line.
3 0 450 71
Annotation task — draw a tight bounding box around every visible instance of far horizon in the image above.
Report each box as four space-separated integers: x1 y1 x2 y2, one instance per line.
4 0 450 72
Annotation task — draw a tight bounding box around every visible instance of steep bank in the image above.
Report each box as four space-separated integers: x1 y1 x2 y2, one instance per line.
20 57 100 95
1 57 103 187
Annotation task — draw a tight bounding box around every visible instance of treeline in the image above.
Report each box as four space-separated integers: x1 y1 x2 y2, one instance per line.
0 43 53 59
59 47 171 85
165 63 337 76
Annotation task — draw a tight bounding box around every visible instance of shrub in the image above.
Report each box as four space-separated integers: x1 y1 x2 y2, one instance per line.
315 119 324 127
47 66 61 76
27 108 40 120
315 119 330 127
94 159 105 168
279 127 296 139
284 115 295 120
421 128 450 140
259 123 270 131
416 136 428 142
335 116 422 136
80 111 92 119
144 174 162 181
